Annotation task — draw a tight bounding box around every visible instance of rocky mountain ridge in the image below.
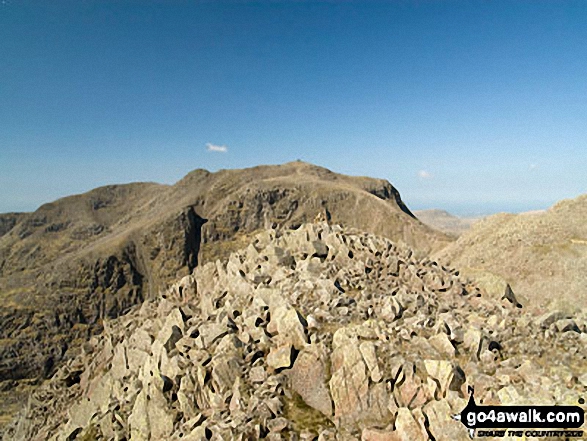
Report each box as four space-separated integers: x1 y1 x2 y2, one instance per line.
3 223 585 440
0 162 451 426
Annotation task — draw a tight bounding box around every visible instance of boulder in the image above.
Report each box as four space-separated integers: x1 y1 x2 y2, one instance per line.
267 344 295 370
330 328 369 425
288 345 333 416
394 408 428 441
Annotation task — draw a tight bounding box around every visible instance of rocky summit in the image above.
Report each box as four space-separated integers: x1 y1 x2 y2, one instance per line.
3 223 586 440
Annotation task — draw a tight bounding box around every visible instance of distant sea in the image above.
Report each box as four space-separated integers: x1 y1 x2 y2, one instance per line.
410 201 552 218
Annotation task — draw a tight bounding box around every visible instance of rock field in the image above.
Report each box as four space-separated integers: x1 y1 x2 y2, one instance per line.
3 223 586 440
0 162 450 410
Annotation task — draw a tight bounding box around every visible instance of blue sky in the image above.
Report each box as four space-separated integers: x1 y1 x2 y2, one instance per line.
1 1 586 216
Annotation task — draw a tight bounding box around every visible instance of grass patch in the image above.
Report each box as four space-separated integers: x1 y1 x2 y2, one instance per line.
200 230 261 264
284 391 334 434
79 423 100 441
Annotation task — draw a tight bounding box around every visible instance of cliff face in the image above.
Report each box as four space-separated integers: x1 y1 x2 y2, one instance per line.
0 162 450 424
0 213 26 238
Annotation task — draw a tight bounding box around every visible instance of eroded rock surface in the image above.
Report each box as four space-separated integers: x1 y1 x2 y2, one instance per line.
3 223 586 440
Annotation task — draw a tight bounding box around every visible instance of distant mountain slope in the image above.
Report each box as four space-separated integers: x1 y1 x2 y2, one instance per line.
0 213 26 238
414 209 481 236
0 161 451 424
435 194 587 312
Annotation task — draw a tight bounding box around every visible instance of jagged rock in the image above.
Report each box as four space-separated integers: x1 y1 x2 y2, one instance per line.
249 366 267 383
361 427 400 441
178 375 197 418
379 297 403 322
428 333 456 357
3 222 587 441
127 346 149 374
479 349 498 367
497 385 522 405
537 310 569 328
267 306 309 349
129 328 153 352
198 323 227 348
147 386 174 439
267 344 295 370
462 327 482 358
212 350 241 394
424 360 454 397
394 364 429 409
312 240 329 259
329 328 369 425
66 398 98 436
156 308 185 348
110 345 128 380
555 319 581 333
394 408 428 441
288 345 333 416
359 342 382 383
267 417 289 432
422 399 469 441
502 283 522 308
129 389 150 440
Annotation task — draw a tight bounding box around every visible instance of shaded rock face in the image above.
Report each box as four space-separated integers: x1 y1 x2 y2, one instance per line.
0 213 26 238
366 182 416 220
87 245 146 321
0 162 451 423
3 223 586 440
0 204 207 409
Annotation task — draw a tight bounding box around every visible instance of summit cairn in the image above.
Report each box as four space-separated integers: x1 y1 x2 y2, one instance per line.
4 223 586 440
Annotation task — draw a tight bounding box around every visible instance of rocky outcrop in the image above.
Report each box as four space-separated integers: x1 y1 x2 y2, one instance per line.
3 223 585 440
0 213 26 238
0 205 208 427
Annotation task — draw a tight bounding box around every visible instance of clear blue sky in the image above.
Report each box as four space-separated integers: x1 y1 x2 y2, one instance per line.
1 1 586 215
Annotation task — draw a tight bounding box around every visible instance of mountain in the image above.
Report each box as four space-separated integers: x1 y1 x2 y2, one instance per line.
435 195 587 313
413 209 481 237
0 213 26 238
3 223 586 440
0 161 451 424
